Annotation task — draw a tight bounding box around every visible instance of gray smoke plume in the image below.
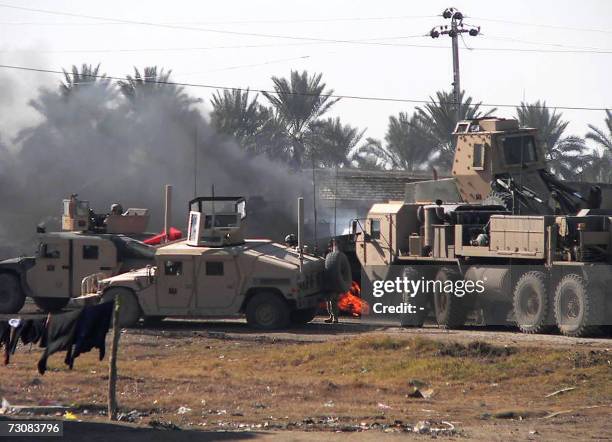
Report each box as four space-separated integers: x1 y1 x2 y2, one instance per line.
0 70 312 257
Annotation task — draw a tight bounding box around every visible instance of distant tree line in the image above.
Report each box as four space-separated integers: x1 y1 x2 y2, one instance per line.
59 64 612 183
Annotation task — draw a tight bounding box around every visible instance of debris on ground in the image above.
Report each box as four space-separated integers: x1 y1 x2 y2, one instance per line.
149 419 181 431
177 406 192 414
407 387 434 399
545 387 576 398
117 409 149 422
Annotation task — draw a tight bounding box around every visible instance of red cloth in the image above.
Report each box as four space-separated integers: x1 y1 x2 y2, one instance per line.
143 227 182 245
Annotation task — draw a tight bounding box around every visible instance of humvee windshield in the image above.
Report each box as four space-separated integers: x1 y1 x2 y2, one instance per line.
501 135 537 165
204 214 239 228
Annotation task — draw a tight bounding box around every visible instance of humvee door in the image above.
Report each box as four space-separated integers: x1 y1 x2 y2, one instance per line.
71 238 118 297
155 256 195 311
26 240 70 297
195 254 240 310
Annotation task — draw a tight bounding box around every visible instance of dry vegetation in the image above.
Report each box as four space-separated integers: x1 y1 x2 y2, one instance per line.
0 330 610 439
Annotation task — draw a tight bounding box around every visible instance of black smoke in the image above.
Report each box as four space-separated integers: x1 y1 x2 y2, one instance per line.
0 72 311 257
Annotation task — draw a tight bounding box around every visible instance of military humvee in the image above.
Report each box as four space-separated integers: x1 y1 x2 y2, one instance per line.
80 196 352 329
0 195 155 314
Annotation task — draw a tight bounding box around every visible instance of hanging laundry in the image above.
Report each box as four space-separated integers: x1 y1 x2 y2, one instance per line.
3 319 22 365
8 318 46 354
38 309 82 375
66 301 113 369
0 320 11 364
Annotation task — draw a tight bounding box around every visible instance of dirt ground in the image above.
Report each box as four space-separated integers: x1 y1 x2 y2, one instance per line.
0 316 610 441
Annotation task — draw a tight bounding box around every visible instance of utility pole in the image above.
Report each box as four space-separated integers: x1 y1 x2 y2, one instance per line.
430 8 480 121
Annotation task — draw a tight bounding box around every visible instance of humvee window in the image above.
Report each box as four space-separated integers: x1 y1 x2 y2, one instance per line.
164 261 183 276
38 243 61 259
370 219 381 240
473 144 485 169
83 245 99 260
204 214 238 228
206 261 224 276
501 136 537 165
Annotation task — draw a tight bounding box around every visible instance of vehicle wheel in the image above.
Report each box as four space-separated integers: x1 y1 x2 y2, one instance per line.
102 288 142 328
290 307 317 325
433 267 468 328
246 292 290 330
400 266 429 327
512 271 551 334
324 251 352 293
0 273 25 314
554 274 604 337
33 297 70 313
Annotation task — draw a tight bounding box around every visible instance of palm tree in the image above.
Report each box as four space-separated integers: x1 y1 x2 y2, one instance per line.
305 117 365 168
118 66 200 108
413 90 495 170
516 101 588 179
581 148 612 183
586 109 612 153
60 63 110 96
210 88 290 160
354 113 431 170
262 70 340 168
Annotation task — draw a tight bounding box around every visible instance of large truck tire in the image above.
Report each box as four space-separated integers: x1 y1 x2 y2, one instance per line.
246 292 290 330
400 266 429 327
0 273 25 314
33 297 70 313
553 274 604 337
324 251 352 294
512 271 552 334
102 287 142 328
290 307 317 325
433 267 468 328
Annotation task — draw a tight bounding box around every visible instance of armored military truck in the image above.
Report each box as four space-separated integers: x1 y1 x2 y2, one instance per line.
406 117 607 214
0 195 155 314
80 196 352 329
355 119 612 337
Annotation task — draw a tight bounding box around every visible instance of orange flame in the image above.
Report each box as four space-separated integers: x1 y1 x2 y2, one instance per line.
337 281 369 317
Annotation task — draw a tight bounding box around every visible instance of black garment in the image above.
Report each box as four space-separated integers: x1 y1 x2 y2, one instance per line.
0 321 10 365
38 309 82 375
66 301 113 369
7 318 46 355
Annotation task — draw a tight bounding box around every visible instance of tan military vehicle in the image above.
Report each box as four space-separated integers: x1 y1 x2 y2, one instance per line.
0 195 155 313
81 196 352 329
355 118 612 337
406 117 606 214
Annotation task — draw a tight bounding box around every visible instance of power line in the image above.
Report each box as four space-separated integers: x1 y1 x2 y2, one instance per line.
2 3 609 54
472 16 612 35
481 34 610 51
0 3 432 47
0 4 610 54
0 14 437 26
0 62 608 112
